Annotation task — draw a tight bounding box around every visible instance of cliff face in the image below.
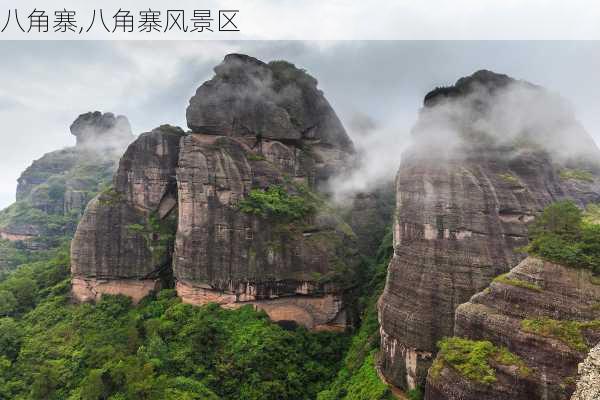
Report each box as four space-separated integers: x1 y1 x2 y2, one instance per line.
378 71 600 390
425 257 600 400
70 126 182 298
71 54 361 330
571 343 600 400
0 111 133 252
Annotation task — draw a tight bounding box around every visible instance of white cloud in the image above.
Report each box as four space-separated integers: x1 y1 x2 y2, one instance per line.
0 41 600 210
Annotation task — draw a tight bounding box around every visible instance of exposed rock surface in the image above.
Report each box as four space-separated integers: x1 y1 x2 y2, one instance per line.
186 54 354 153
71 125 183 288
70 111 133 150
425 257 600 400
571 343 600 400
378 70 600 390
0 112 133 251
71 55 361 330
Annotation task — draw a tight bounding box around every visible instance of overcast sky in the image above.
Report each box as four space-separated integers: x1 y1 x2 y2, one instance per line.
1 41 600 209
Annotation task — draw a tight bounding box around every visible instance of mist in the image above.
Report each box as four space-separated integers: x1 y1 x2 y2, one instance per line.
411 75 599 162
2 41 600 209
328 112 411 202
70 111 135 157
327 70 600 203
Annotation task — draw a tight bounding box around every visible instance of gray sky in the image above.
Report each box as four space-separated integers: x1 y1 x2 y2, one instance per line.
1 41 600 209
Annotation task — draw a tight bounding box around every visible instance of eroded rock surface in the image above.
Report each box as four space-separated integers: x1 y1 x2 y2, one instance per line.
378 70 600 390
71 126 184 298
71 54 360 330
425 257 600 400
186 53 354 152
0 112 133 251
348 184 395 257
571 343 600 400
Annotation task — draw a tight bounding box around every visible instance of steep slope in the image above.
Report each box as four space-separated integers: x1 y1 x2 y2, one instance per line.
378 70 600 390
71 125 183 301
317 228 397 400
71 54 361 330
425 257 600 400
0 112 132 270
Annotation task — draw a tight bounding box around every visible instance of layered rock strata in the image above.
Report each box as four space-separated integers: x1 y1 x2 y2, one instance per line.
378 70 600 390
71 126 183 299
71 54 360 330
425 257 600 400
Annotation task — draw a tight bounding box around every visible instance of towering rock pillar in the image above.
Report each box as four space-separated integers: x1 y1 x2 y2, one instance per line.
71 125 184 302
71 54 361 330
378 70 600 389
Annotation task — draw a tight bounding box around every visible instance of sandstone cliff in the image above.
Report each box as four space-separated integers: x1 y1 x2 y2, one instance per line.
378 70 600 390
71 54 363 330
571 343 600 400
0 111 133 254
425 257 600 400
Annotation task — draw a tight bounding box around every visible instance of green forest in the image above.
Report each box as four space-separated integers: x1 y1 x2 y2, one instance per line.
3 195 600 399
0 223 396 400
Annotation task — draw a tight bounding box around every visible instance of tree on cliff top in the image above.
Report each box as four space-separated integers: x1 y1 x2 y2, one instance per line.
528 200 600 274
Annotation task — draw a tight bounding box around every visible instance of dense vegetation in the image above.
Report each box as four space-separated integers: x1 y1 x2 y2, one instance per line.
521 317 600 352
238 185 314 222
0 232 402 400
0 135 400 400
316 228 425 400
429 200 600 387
0 203 398 400
527 200 600 275
0 240 30 278
0 148 117 272
0 202 80 244
431 337 530 385
0 243 351 399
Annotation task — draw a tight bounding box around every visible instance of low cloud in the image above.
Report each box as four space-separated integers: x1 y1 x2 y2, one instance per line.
410 79 599 164
329 112 412 202
2 41 600 210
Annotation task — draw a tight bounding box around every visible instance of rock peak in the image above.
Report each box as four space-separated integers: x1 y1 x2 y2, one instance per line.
70 111 134 150
424 69 518 106
221 53 266 68
415 69 600 166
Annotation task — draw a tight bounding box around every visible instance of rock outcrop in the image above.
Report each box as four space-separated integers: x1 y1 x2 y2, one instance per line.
571 343 600 400
378 70 600 390
71 125 183 302
0 112 133 250
425 257 600 400
186 54 354 152
71 55 360 330
70 111 133 151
